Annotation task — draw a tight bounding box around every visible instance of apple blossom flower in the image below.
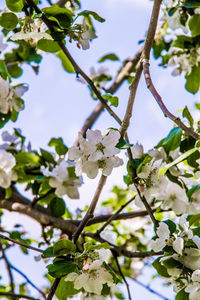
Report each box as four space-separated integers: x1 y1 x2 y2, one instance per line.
10 19 52 46
79 19 97 50
65 248 114 295
159 182 188 215
130 142 144 159
149 222 170 252
0 77 28 114
0 149 17 188
68 129 123 179
41 160 82 199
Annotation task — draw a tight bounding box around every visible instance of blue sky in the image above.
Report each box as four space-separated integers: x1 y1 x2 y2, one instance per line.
1 0 200 299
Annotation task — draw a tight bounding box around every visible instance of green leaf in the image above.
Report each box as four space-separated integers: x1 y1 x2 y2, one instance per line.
38 180 52 195
5 187 12 199
48 137 68 155
53 238 76 256
175 289 189 300
188 214 200 226
195 102 200 110
15 152 40 165
182 106 194 128
47 260 77 278
187 184 200 200
37 39 60 53
0 60 10 80
49 198 66 218
56 277 80 299
152 257 170 278
189 14 200 37
159 148 197 177
56 50 75 73
77 10 105 23
184 0 200 8
40 148 55 164
84 242 111 252
103 94 119 107
98 53 120 63
0 13 18 30
0 112 11 128
6 0 24 12
163 220 176 234
42 246 55 258
42 5 73 29
185 65 200 94
7 63 23 78
162 128 182 153
116 137 133 149
162 257 182 269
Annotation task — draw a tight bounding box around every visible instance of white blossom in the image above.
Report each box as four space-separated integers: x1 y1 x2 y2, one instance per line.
149 222 170 252
68 129 123 179
130 142 144 159
172 237 184 255
11 19 52 46
41 160 82 199
159 182 188 215
0 149 17 188
79 19 97 50
65 249 114 295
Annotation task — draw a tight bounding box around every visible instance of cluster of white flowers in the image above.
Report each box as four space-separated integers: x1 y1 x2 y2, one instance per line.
129 143 200 215
65 248 114 295
41 160 82 199
68 129 123 179
11 19 52 46
0 76 28 114
168 47 200 75
150 217 200 300
0 149 17 188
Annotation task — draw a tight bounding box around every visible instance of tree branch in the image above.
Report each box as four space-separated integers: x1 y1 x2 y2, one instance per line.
0 233 43 253
11 264 46 298
84 231 163 258
112 251 132 300
72 175 107 243
96 197 135 234
47 278 61 300
0 292 39 300
0 244 15 296
143 60 199 140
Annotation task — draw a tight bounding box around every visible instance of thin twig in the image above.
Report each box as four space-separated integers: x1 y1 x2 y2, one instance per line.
47 278 61 300
133 278 172 300
11 264 46 298
97 197 135 234
0 292 39 300
0 244 15 296
84 231 163 258
26 0 122 126
112 251 132 300
0 233 43 253
136 188 156 224
143 60 199 140
72 175 107 243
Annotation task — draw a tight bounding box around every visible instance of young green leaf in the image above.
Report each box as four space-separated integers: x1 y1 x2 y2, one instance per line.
53 238 76 256
48 137 68 155
6 0 24 13
0 13 18 30
77 10 105 23
98 53 120 63
185 65 200 94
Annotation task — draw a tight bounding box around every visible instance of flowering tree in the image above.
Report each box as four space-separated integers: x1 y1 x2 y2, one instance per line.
0 0 200 299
